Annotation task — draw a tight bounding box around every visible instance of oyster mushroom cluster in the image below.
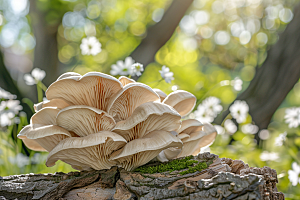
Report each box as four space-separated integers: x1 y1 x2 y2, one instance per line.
18 72 217 171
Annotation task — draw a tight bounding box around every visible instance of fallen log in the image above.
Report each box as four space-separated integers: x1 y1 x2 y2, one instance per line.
0 153 284 200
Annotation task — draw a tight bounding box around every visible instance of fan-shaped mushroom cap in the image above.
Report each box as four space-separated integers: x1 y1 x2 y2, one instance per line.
177 123 217 158
112 102 181 142
157 147 182 162
57 72 81 81
46 131 127 171
18 107 72 151
153 89 167 102
162 90 196 117
176 119 203 134
107 83 160 122
56 105 116 137
34 99 72 112
46 72 123 111
110 130 183 171
118 76 135 86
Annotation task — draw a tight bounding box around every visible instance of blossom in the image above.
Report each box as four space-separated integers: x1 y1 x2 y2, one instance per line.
229 100 249 123
0 111 15 127
0 87 16 99
288 162 300 186
260 151 279 161
131 63 144 76
18 71 217 171
159 66 174 83
241 123 259 134
8 153 30 168
110 57 135 76
0 100 23 114
231 77 243 91
284 107 300 128
80 36 102 56
24 68 46 85
194 104 214 123
202 96 223 117
274 132 287 146
224 119 237 134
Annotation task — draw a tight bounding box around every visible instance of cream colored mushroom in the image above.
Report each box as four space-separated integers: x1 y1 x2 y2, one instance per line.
112 102 181 142
153 89 167 102
56 105 116 137
46 131 127 171
107 83 160 122
162 90 196 117
110 130 183 171
18 107 72 151
118 76 135 86
46 72 123 111
34 99 72 112
57 72 81 80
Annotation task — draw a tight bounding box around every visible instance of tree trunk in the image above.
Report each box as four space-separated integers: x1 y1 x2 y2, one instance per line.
217 3 300 130
0 153 284 200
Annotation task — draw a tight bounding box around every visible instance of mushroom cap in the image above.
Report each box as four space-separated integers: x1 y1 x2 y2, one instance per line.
176 119 203 134
110 130 183 171
107 83 160 122
162 90 196 117
57 72 81 81
157 147 182 162
153 89 167 102
112 102 181 142
30 107 59 125
46 131 127 171
46 72 123 111
177 123 217 158
34 99 72 112
56 105 116 137
118 76 135 86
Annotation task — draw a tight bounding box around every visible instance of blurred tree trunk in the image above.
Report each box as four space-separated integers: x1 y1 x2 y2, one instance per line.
217 3 300 130
29 0 60 86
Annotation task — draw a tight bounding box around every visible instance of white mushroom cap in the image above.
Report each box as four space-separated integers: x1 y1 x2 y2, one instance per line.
56 105 116 137
18 107 72 151
157 147 182 162
34 99 72 112
46 72 123 111
176 119 203 134
162 90 196 117
56 72 81 81
112 102 181 142
46 131 127 171
110 130 183 171
118 76 135 86
107 83 160 122
153 89 167 102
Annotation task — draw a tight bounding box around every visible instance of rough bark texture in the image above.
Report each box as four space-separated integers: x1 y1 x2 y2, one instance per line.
217 3 300 130
0 153 284 200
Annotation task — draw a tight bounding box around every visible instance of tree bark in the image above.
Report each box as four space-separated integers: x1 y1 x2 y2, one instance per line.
217 3 300 130
0 153 284 200
130 0 193 81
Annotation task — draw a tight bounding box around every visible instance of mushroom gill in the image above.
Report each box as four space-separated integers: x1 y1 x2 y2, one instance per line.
112 102 181 142
110 130 182 171
118 76 135 86
34 99 72 112
107 83 160 122
46 131 127 171
46 72 123 111
56 105 116 137
153 89 167 102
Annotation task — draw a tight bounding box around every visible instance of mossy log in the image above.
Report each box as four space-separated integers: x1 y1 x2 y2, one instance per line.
0 153 284 200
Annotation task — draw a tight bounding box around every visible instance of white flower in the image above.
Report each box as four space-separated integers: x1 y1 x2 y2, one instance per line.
0 100 23 114
260 151 279 162
110 57 135 76
241 123 259 134
80 36 102 56
131 63 144 76
288 162 300 186
284 107 300 128
24 68 46 85
0 111 15 127
8 153 30 168
224 119 237 134
159 66 174 84
202 96 223 117
0 87 16 99
194 104 214 123
231 77 243 91
274 132 287 146
229 100 249 123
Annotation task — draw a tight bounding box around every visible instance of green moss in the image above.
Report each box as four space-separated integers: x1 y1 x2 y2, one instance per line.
134 155 210 175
